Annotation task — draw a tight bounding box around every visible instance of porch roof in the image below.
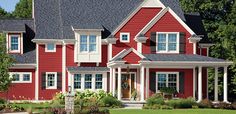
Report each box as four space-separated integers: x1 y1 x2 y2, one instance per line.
67 66 109 72
144 54 227 62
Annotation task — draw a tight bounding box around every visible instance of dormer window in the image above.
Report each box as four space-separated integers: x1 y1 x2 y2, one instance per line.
80 35 97 53
120 32 130 43
9 34 21 53
45 43 56 52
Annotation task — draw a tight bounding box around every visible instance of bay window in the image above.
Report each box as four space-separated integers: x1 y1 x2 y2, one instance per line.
157 32 179 53
80 35 97 53
156 72 179 92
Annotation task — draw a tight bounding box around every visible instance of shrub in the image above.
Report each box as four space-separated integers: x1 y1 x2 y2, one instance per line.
52 92 65 104
146 94 165 106
143 104 161 109
0 98 6 104
166 98 196 108
160 87 177 94
99 96 122 107
198 99 212 108
214 102 234 109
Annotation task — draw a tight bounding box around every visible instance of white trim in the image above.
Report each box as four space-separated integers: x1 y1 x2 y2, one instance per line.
156 72 179 93
140 66 145 101
112 0 165 35
62 42 66 93
45 43 56 52
197 66 202 102
120 32 130 43
136 7 195 36
137 42 142 53
109 68 113 92
110 49 127 61
71 73 107 92
8 34 21 53
108 44 113 61
32 39 76 44
45 72 57 89
10 72 32 83
156 32 180 53
119 48 146 59
142 0 165 8
35 44 39 100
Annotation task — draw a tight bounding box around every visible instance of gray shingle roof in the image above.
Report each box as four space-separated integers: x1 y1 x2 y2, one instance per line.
0 19 34 32
144 54 226 62
67 67 109 72
10 50 36 64
34 0 186 39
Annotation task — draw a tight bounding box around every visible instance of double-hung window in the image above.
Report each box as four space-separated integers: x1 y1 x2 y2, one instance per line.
156 72 179 92
9 35 20 52
84 74 92 89
80 35 97 53
95 74 103 89
46 72 57 89
157 32 179 53
74 74 81 89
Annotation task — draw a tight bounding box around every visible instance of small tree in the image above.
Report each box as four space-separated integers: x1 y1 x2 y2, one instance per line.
0 33 14 93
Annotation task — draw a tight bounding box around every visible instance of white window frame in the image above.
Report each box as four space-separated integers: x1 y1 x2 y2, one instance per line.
9 35 21 53
78 34 98 54
46 72 57 89
95 74 103 89
10 72 32 83
156 72 179 93
45 43 56 52
156 32 179 53
84 74 92 89
72 72 107 91
120 32 130 43
74 74 82 89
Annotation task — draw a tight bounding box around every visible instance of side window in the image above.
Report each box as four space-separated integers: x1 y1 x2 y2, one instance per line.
9 34 21 53
45 43 56 52
120 32 130 43
10 72 32 83
46 72 57 89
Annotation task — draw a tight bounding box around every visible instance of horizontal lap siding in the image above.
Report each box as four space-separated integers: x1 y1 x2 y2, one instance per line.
123 52 141 64
112 8 162 57
149 69 194 98
38 44 62 100
0 69 35 100
143 12 193 54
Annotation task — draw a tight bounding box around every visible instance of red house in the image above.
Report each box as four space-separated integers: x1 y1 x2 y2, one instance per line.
0 0 233 103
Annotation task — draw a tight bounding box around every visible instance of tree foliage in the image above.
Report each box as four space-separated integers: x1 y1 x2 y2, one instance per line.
180 0 236 100
0 34 14 92
12 0 32 18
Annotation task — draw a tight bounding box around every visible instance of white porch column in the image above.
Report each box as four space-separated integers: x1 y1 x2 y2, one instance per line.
223 66 228 103
117 67 122 100
197 66 202 102
140 66 145 101
109 68 113 93
112 68 116 97
214 67 219 102
146 67 149 99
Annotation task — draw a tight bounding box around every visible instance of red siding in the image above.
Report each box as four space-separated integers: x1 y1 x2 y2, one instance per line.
0 69 35 100
112 8 162 57
143 12 193 54
38 44 62 100
149 69 194 98
122 52 141 64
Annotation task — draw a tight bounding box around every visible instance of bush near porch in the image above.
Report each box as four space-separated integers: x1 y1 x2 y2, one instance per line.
143 94 236 110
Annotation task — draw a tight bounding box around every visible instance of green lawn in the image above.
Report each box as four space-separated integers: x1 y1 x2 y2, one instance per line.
110 109 236 114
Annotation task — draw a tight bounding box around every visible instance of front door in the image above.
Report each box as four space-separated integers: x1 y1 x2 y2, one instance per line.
121 74 131 99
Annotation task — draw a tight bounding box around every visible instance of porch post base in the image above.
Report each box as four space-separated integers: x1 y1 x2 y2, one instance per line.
212 101 220 104
223 101 231 104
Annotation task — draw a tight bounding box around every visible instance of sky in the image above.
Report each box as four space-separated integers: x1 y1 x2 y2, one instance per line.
0 0 20 12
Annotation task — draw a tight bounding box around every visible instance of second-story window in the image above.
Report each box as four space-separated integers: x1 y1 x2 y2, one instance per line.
45 43 56 52
156 32 179 53
80 35 97 53
9 35 20 53
120 32 130 43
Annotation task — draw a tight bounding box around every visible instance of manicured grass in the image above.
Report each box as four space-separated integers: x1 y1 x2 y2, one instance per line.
110 109 236 114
